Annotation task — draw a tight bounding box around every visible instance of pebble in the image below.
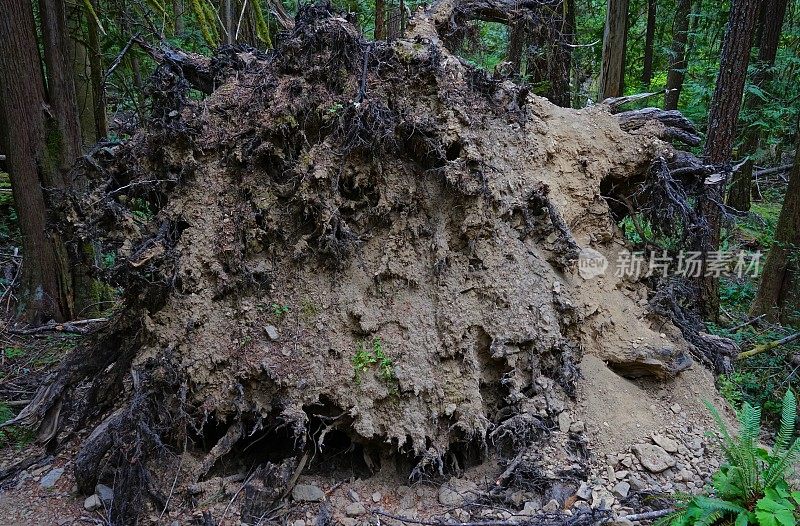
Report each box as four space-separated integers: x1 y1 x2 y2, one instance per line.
84 495 102 512
652 434 679 453
612 481 630 499
40 468 64 489
543 499 559 512
264 325 280 341
631 444 677 473
670 403 682 414
344 502 366 517
291 484 325 502
371 492 382 503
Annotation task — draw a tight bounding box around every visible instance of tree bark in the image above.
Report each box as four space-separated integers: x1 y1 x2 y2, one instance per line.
599 0 629 99
727 0 788 211
750 122 800 324
664 0 691 110
88 0 107 140
697 0 760 321
38 0 83 177
0 0 73 322
375 0 386 39
548 0 575 107
174 0 185 34
66 0 98 146
641 0 656 87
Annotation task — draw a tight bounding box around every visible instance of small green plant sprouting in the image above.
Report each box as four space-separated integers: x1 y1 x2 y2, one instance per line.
327 102 344 114
351 338 396 387
300 298 319 320
661 390 800 526
272 303 289 320
3 346 25 359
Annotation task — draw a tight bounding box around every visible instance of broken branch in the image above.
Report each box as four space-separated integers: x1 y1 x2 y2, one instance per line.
738 332 800 360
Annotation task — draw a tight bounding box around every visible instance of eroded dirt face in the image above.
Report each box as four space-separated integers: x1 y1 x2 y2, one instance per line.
50 5 712 521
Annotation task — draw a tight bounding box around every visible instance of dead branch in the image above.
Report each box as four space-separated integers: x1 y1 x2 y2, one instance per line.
738 332 800 360
134 39 215 94
602 91 662 112
6 317 108 335
753 164 793 178
729 314 766 332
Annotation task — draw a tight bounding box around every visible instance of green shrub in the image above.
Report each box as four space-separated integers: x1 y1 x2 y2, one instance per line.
663 391 800 525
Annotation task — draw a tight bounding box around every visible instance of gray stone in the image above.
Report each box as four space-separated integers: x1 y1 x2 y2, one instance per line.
670 403 682 414
543 499 559 513
371 492 382 503
632 444 676 473
437 485 464 506
40 468 64 489
95 484 114 505
558 412 571 433
293 520 306 526
84 495 102 512
345 502 366 517
264 325 280 341
652 434 679 453
569 420 585 433
576 482 592 500
612 482 630 499
292 484 325 502
591 490 615 510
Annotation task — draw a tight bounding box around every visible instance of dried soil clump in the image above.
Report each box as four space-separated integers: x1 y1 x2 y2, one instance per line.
7 4 720 522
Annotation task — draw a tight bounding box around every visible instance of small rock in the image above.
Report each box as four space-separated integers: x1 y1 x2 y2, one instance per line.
292 484 325 502
614 470 629 479
632 444 676 473
569 420 585 433
84 494 102 512
345 502 366 517
40 468 64 489
438 485 464 506
340 519 357 526
591 490 615 510
371 492 382 503
627 477 646 492
264 325 280 341
606 466 617 481
96 484 114 505
293 520 306 526
652 434 679 453
612 482 630 499
558 412 571 433
543 499 559 513
670 403 682 414
576 482 592 500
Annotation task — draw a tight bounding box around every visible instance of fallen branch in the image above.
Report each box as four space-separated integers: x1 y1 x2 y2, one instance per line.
615 108 701 147
6 317 108 335
602 91 662 112
753 164 793 178
608 509 675 522
729 314 766 332
738 332 800 360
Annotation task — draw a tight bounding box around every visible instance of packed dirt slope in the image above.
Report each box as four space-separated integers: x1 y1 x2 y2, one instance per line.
1 3 732 524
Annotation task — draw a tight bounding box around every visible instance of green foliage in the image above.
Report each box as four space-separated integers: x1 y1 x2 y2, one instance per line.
351 337 396 387
3 346 25 360
272 303 289 319
662 391 800 526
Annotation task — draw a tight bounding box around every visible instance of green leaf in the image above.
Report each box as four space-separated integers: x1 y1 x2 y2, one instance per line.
774 510 796 526
756 511 778 526
736 512 749 526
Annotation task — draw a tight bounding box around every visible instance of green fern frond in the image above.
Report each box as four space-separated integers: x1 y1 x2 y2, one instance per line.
764 437 800 488
252 0 273 48
692 495 749 515
773 390 797 455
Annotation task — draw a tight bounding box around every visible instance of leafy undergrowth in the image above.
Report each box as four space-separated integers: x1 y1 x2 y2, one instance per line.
712 184 800 425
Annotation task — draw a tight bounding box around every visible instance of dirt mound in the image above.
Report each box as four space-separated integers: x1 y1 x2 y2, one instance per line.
4 3 726 523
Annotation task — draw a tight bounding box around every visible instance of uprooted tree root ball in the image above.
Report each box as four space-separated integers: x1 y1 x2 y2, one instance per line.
4 3 729 524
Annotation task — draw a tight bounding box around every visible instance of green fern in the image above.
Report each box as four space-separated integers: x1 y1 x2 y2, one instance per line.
671 391 800 526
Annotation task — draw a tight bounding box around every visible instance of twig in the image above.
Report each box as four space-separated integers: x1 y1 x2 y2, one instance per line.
738 332 800 360
373 510 517 526
729 314 766 332
616 508 675 522
104 35 139 83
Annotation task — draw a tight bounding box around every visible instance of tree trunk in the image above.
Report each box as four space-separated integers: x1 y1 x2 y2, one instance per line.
174 0 185 35
507 20 527 75
38 0 83 176
548 0 575 107
664 0 691 110
697 0 760 321
0 0 73 322
750 122 800 324
599 0 629 99
727 0 788 211
375 0 385 40
88 0 107 140
66 0 98 146
641 0 656 87
222 0 236 44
